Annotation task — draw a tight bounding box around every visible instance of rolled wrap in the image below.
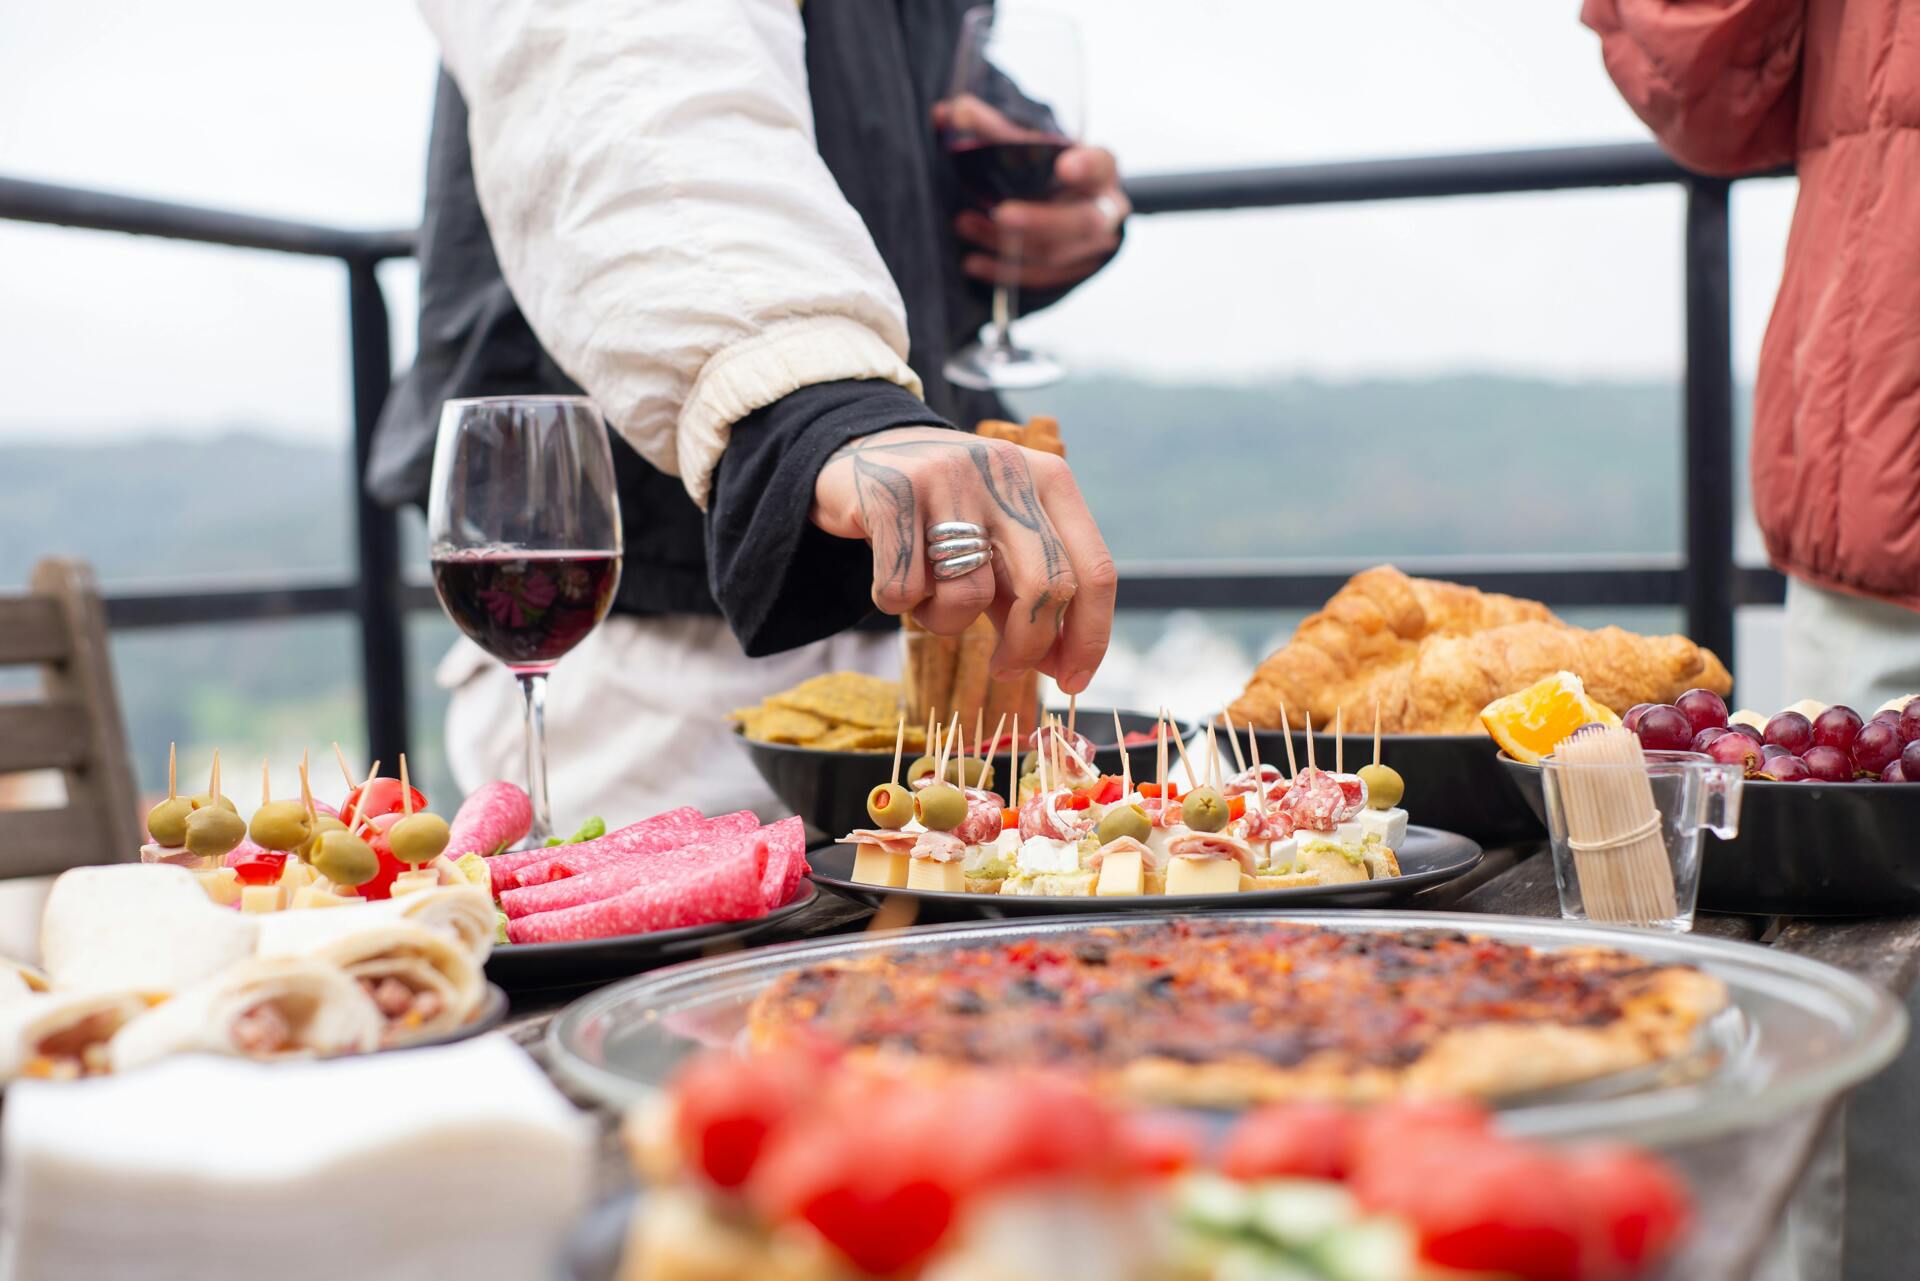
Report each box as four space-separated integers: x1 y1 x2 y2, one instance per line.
0 991 151 1082
257 920 481 1039
254 888 494 965
41 865 259 995
108 957 384 1072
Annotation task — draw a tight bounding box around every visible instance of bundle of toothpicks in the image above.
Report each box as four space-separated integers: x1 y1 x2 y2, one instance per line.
1555 725 1677 926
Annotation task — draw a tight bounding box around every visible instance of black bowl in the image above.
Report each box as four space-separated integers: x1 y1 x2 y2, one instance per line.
1497 752 1920 916
1248 730 1542 848
736 709 1186 844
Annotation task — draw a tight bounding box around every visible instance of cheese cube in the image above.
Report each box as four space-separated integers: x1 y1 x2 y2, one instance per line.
278 860 316 892
1358 807 1409 850
906 858 967 893
391 870 439 899
290 885 355 910
1335 820 1366 846
1262 836 1299 873
1095 850 1144 896
851 845 910 888
1165 856 1242 896
196 868 242 908
238 884 285 914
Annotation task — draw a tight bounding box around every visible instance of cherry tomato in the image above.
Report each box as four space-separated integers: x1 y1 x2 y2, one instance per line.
1116 1112 1202 1177
1565 1145 1692 1275
230 850 288 887
357 825 405 901
671 1052 818 1191
1400 1145 1586 1281
1219 1102 1357 1181
340 777 428 828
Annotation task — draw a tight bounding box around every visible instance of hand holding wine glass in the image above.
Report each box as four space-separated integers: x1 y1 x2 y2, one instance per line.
427 396 623 846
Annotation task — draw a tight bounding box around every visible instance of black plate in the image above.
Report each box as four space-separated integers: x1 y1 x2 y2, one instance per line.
485 881 819 988
1249 729 1541 847
809 825 1481 917
1497 753 1920 917
390 982 510 1051
736 709 1188 845
559 1194 633 1281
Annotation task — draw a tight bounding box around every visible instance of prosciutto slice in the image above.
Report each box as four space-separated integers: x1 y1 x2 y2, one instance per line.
1018 788 1095 842
911 830 967 863
1167 830 1257 872
1088 835 1152 871
1029 725 1099 783
1224 763 1285 799
838 829 918 857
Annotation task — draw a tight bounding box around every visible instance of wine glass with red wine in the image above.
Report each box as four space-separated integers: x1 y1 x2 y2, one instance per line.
427 396 623 845
941 4 1085 392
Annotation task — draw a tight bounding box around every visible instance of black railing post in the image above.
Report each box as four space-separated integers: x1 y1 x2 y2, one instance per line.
1682 178 1738 671
346 260 411 764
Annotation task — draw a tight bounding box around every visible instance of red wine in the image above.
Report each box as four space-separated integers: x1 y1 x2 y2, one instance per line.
949 137 1069 209
431 549 621 673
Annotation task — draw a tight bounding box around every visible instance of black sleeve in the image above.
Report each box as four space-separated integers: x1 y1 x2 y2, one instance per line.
706 379 956 657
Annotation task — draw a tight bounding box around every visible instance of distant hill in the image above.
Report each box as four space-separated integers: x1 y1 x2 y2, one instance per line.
1 373 1745 795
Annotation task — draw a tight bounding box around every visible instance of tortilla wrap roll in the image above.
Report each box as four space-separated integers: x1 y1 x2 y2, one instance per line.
40 865 258 995
108 957 384 1072
0 990 152 1082
0 960 50 1004
258 919 481 1041
253 887 494 964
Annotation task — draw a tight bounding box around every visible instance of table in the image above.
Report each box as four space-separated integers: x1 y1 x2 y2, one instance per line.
502 844 1920 1281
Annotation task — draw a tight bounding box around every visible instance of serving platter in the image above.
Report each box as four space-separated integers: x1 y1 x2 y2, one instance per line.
1497 752 1920 916
547 909 1905 1147
808 825 1481 918
484 881 818 989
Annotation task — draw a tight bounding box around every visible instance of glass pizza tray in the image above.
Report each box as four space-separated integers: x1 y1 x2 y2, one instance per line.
548 910 1906 1146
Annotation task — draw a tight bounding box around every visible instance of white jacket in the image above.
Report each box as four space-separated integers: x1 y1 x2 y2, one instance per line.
418 0 925 509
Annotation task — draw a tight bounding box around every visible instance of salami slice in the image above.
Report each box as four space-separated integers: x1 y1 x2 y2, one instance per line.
500 824 756 919
954 788 1005 847
758 816 808 910
1273 769 1352 835
445 782 533 862
507 809 744 890
505 831 769 945
482 804 701 894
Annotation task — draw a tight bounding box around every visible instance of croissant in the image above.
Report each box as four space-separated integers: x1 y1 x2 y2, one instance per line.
1228 568 1732 735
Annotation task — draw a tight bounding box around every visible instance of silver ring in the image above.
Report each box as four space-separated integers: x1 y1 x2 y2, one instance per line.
928 536 989 562
931 549 991 580
927 521 987 542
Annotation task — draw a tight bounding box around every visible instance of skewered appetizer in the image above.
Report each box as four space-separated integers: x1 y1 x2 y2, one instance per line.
841 707 1410 898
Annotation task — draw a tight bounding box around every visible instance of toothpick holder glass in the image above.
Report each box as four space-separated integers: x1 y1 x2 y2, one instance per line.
1539 749 1743 932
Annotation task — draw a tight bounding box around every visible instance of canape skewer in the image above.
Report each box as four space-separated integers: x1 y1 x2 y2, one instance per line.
891 716 906 787
1113 710 1132 796
1219 711 1247 776
1009 714 1020 804
1247 722 1267 821
1279 701 1299 779
166 743 177 804
980 713 1006 771
1304 712 1317 772
1169 709 1199 790
1373 698 1383 769
1335 709 1344 775
1156 712 1168 796
399 755 415 817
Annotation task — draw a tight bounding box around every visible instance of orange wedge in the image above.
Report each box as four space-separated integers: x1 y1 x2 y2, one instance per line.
1479 671 1621 764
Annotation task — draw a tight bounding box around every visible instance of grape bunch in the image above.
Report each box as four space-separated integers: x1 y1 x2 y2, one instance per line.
1622 691 1920 783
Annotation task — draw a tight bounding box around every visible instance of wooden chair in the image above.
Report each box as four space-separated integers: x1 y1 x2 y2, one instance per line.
0 558 140 877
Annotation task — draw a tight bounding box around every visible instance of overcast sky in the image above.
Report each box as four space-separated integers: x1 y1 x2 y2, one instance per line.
0 0 1798 443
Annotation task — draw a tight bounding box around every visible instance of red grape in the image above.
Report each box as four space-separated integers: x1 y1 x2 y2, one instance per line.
1812 706 1863 753
1726 722 1765 745
1901 702 1920 745
1763 711 1815 755
1634 705 1694 752
1675 688 1730 735
1708 732 1763 776
1623 703 1657 733
1902 741 1920 779
1871 710 1902 728
1804 745 1852 783
1853 721 1903 777
1760 744 1791 761
1882 761 1908 783
1690 727 1729 753
1760 754 1812 782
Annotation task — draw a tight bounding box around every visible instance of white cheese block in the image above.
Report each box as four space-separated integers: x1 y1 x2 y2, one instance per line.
1783 697 1827 723
1358 808 1409 851
1165 856 1241 896
238 884 285 915
1095 850 1145 897
1262 835 1299 873
1017 836 1081 877
907 859 968 892
0 1035 592 1281
1875 694 1920 717
196 868 242 908
851 845 910 888
1335 820 1366 846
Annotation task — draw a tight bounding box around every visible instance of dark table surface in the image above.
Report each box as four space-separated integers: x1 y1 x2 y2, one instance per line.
503 843 1920 1281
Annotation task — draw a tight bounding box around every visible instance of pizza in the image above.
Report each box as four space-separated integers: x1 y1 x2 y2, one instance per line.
746 920 1728 1105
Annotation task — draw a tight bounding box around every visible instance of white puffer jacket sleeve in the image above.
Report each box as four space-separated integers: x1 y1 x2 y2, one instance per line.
418 0 925 509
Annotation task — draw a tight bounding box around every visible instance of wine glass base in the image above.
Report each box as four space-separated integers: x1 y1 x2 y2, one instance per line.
944 340 1065 392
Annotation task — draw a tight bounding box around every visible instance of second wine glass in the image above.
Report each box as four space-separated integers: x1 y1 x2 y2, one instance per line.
427 396 623 847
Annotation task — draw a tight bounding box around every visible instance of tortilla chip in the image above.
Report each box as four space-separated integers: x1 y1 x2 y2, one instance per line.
739 706 832 745
769 672 901 730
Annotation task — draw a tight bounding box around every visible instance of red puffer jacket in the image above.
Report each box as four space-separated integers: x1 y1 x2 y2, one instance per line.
1584 0 1920 611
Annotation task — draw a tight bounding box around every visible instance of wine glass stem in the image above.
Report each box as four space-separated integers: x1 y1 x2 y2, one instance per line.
987 233 1023 355
518 670 555 846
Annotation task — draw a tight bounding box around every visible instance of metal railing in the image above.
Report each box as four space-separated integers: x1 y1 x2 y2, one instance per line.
0 141 1787 765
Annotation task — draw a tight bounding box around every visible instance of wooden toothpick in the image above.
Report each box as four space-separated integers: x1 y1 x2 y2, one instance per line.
1335 708 1344 775
1278 701 1299 779
261 757 271 809
349 758 381 835
399 755 415 817
1304 711 1317 772
1156 711 1169 794
1113 709 1132 796
981 713 1006 768
1248 722 1267 821
332 742 358 793
208 749 223 806
1204 723 1221 790
1170 714 1199 790
1009 713 1020 802
1373 698 1383 769
166 743 177 802
890 715 906 787
974 709 985 765
1219 711 1247 775
1067 692 1078 739
299 750 316 821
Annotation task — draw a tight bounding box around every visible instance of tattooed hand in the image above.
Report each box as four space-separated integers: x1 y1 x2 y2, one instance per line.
812 426 1116 692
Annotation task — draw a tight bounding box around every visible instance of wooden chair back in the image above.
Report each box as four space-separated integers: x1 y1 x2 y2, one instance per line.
0 558 140 877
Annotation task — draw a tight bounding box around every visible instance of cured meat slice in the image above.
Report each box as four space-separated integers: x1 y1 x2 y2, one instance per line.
1224 763 1284 799
1018 789 1095 842
509 810 752 889
1272 770 1359 835
505 832 770 945
758 817 809 911
911 830 966 863
1089 835 1151 870
954 788 1005 847
482 805 700 894
1167 831 1256 871
499 820 761 919
445 782 533 860
838 829 918 856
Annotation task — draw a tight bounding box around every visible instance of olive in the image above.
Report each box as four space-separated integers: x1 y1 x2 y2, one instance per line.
1357 763 1404 810
182 805 247 860
388 812 451 866
248 800 315 853
866 782 913 829
905 755 939 787
145 796 193 847
312 829 379 889
300 814 348 860
1095 802 1152 846
945 758 996 791
187 792 238 813
1182 786 1230 833
914 783 968 831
